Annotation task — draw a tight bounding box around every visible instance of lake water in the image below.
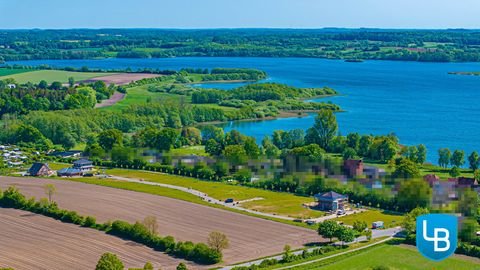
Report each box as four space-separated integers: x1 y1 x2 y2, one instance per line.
7 57 480 164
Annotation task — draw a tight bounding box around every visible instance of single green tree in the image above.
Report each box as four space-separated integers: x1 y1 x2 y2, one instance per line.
451 150 465 167
306 109 338 150
176 263 188 270
438 148 451 168
468 151 480 171
95 253 124 270
318 220 339 242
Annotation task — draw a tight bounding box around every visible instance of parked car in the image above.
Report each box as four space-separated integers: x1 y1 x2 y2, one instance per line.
224 198 234 203
372 221 384 229
337 209 346 215
306 220 316 225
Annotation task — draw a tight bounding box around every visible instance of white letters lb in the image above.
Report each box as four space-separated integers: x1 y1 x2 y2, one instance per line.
422 220 450 252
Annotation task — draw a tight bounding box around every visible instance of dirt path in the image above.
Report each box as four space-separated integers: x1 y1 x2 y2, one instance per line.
95 91 125 108
0 177 321 266
0 208 195 270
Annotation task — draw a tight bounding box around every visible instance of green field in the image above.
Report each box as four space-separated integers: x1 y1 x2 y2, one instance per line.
105 168 324 219
0 70 116 84
335 210 403 228
291 243 480 270
102 84 190 111
0 68 33 77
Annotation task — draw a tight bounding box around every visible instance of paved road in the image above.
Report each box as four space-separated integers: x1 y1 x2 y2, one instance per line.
219 227 402 270
108 173 367 223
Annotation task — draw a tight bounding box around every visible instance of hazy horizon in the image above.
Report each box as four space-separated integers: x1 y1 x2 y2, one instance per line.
1 0 479 29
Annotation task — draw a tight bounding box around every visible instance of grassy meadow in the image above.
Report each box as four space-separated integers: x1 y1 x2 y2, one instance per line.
104 168 324 219
335 210 403 228
0 68 33 77
0 70 115 84
290 243 480 270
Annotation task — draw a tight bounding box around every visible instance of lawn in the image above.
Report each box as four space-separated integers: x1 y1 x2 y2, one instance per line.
335 210 403 228
104 168 324 219
170 145 208 156
0 70 116 84
102 84 190 112
292 243 480 270
0 68 33 77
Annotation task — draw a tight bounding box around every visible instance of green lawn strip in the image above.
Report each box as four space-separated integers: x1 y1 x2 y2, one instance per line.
0 68 33 76
0 70 116 84
294 242 479 270
262 237 390 270
334 209 403 228
104 168 324 219
170 145 208 156
50 176 316 230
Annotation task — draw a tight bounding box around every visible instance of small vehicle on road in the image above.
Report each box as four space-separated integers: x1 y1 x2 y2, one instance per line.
225 198 234 203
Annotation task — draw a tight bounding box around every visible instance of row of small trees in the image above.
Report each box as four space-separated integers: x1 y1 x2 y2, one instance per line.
438 148 480 171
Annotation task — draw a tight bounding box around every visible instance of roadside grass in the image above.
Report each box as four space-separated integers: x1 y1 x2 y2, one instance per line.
0 68 33 77
0 70 116 84
334 209 403 228
290 242 480 270
50 176 316 229
260 237 390 270
104 168 325 219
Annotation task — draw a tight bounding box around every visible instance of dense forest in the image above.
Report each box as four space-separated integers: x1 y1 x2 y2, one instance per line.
1 29 480 62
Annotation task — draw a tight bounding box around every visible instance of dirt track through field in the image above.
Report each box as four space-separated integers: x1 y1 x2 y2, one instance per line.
0 208 195 270
0 177 320 266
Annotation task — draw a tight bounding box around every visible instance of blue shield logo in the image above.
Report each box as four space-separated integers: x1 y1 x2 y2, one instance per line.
416 214 457 261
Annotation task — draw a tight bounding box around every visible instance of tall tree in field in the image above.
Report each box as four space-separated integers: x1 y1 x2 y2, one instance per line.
438 148 451 168
451 150 465 167
95 253 124 270
207 231 230 253
142 216 158 235
468 151 480 171
44 184 56 203
306 109 338 150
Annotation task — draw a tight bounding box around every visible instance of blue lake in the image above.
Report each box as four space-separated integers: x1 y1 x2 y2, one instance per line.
8 57 480 163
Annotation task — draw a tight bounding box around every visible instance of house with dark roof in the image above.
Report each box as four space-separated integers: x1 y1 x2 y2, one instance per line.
57 167 83 177
344 159 364 177
73 159 94 172
28 162 53 176
314 191 349 211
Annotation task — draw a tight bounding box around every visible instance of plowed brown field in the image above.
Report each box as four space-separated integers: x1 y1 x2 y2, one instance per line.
0 177 321 266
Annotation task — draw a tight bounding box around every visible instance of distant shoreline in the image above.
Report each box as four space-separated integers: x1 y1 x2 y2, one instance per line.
448 71 480 76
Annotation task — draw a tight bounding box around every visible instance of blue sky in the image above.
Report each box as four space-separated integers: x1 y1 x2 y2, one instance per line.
1 0 479 29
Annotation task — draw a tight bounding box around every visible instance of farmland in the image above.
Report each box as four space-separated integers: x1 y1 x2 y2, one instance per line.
289 243 480 270
103 168 325 219
0 176 321 265
0 70 116 84
0 208 193 270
